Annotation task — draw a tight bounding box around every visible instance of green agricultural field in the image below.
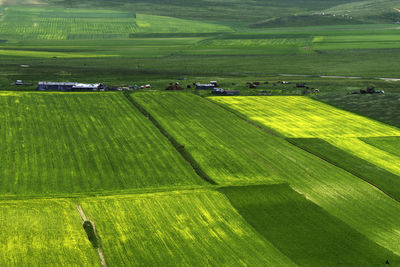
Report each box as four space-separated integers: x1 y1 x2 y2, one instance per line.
132 92 400 255
80 190 295 266
288 138 400 200
0 92 204 196
316 94 400 129
362 136 400 158
326 137 400 177
220 184 400 266
210 96 400 138
0 7 231 40
0 198 99 266
0 0 400 265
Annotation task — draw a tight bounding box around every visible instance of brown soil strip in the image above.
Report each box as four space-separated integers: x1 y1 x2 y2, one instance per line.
76 205 87 221
76 205 108 267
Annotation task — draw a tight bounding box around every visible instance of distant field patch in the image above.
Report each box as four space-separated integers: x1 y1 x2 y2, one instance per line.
135 14 232 34
210 96 400 138
0 92 203 196
182 37 310 55
0 49 118 58
0 7 137 40
313 34 400 50
81 190 294 266
0 7 231 40
0 199 99 266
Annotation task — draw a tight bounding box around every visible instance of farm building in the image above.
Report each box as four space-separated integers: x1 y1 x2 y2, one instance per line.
38 82 104 91
196 83 215 90
212 88 240 95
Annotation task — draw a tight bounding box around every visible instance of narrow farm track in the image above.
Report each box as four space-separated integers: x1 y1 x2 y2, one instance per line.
76 205 107 267
279 73 400 81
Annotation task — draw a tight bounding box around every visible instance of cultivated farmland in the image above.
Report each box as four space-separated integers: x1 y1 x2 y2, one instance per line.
0 199 99 266
210 96 400 138
326 138 400 177
132 92 400 255
362 136 400 158
0 92 204 196
0 7 231 40
80 190 295 266
288 138 400 200
220 184 400 266
1 0 400 265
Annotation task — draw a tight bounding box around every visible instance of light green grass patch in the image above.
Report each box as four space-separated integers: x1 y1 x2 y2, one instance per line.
135 14 232 33
362 136 400 158
0 199 99 266
80 190 295 266
210 96 400 138
326 137 400 176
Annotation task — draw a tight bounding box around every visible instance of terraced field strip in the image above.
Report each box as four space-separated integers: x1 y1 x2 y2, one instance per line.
0 7 138 40
0 92 204 196
80 190 295 266
132 92 400 255
220 184 400 266
288 138 400 201
0 199 99 266
0 7 231 40
210 96 400 138
362 136 400 158
325 138 400 177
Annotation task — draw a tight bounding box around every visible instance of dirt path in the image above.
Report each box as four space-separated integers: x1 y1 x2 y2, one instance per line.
394 8 400 13
76 205 87 221
279 73 400 81
76 205 107 267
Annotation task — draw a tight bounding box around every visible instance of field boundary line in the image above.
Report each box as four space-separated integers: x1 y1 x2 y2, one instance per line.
0 181 289 202
286 138 400 204
76 205 108 267
124 92 217 185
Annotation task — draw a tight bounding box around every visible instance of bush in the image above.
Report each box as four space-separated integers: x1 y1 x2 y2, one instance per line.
83 221 99 248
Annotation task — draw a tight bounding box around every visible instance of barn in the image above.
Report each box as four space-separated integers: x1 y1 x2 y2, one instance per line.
196 83 215 90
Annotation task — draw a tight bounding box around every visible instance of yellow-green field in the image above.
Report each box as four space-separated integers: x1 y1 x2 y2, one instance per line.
0 199 99 266
210 96 400 138
326 138 400 176
80 190 295 266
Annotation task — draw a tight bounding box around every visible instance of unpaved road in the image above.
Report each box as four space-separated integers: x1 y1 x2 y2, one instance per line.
76 205 107 267
279 73 400 81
